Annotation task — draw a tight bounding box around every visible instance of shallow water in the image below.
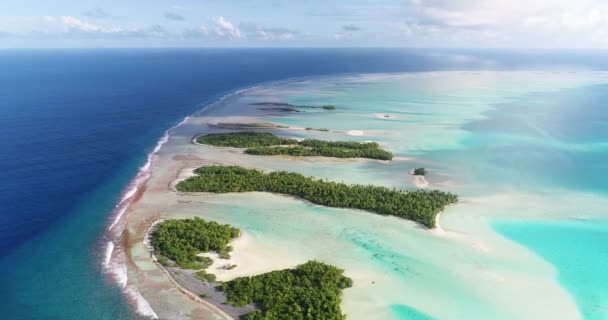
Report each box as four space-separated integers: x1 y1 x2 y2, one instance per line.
252 73 608 319
493 220 608 320
390 304 435 320
126 71 608 319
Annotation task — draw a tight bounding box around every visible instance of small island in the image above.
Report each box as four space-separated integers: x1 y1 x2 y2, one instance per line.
150 218 352 320
305 127 330 132
413 168 427 176
151 217 240 280
251 102 337 112
176 166 457 228
196 132 394 160
210 123 290 130
223 261 352 320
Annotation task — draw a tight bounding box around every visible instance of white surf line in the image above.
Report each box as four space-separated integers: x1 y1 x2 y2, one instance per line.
108 115 190 232
102 116 189 319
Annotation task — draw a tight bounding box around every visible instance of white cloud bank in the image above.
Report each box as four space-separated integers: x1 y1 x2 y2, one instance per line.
3 15 300 43
3 1 608 47
211 16 241 39
398 0 608 47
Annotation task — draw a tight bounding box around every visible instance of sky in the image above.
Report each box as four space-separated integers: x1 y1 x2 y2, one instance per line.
2 0 608 48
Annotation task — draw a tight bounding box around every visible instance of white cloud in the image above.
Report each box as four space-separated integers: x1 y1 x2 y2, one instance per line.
15 16 171 39
4 1 608 47
211 16 241 39
239 22 299 40
396 0 608 47
60 16 119 33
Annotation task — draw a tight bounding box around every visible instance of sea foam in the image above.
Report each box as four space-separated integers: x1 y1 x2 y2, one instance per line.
103 115 190 318
125 286 159 319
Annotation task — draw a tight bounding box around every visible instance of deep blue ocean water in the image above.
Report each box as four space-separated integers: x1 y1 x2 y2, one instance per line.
1 48 608 319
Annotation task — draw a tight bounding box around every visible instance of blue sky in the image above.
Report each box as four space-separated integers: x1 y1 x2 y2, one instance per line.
2 0 608 48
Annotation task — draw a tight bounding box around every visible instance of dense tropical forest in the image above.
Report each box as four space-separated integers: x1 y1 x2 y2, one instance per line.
176 166 457 228
222 260 352 320
150 217 240 269
196 132 393 160
197 132 297 148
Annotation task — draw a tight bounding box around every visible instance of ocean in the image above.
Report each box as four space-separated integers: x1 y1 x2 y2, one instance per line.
1 48 608 319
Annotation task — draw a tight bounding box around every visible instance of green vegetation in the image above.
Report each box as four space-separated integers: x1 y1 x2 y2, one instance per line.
195 270 217 282
150 217 240 269
197 132 393 160
214 122 290 130
218 245 233 259
197 132 297 148
157 255 170 266
259 107 301 112
176 166 457 228
251 102 337 111
245 145 392 160
222 260 352 320
413 168 427 176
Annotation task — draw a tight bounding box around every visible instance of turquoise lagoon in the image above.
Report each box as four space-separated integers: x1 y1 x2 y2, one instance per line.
239 72 608 319
494 220 608 320
136 72 608 319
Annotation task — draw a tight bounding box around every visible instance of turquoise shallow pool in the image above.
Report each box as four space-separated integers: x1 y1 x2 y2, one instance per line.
391 304 436 320
493 220 608 320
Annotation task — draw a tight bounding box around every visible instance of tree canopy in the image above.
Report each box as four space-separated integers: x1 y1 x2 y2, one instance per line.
222 260 352 320
196 132 393 160
413 168 427 176
197 132 296 148
150 217 240 269
176 166 457 228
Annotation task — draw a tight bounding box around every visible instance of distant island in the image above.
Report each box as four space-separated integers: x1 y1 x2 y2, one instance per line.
196 132 394 160
150 218 352 320
251 102 336 111
176 166 457 228
305 127 330 132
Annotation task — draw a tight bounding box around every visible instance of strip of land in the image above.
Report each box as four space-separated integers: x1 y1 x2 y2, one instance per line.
196 132 394 160
251 102 336 111
176 166 458 228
